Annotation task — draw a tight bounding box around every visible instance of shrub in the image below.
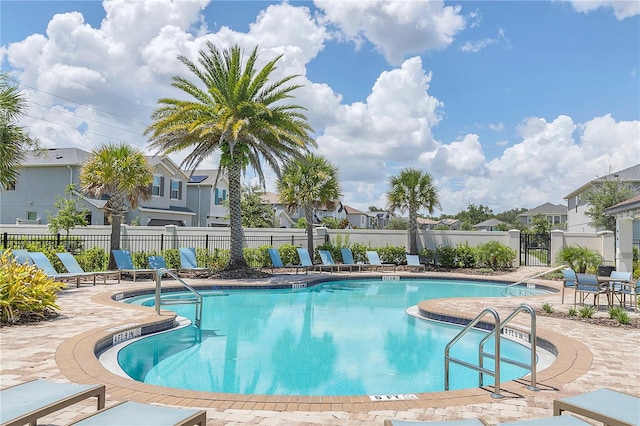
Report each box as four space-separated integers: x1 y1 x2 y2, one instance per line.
74 247 108 271
542 303 554 314
435 245 457 268
475 241 516 270
0 250 65 324
578 305 596 318
608 306 631 325
197 248 229 271
568 308 578 316
160 249 180 269
277 244 299 266
418 248 436 266
376 245 406 264
456 243 476 268
556 245 602 273
349 243 369 264
243 246 270 268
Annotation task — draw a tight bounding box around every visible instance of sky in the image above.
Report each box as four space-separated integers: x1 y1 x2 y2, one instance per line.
1 0 639 216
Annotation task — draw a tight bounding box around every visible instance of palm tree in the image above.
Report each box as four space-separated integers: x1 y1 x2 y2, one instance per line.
80 143 153 269
387 168 440 255
0 73 39 187
277 153 341 256
145 43 315 271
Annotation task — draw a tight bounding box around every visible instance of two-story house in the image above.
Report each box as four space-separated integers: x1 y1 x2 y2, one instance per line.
186 169 230 227
564 163 640 233
0 148 195 227
517 202 567 229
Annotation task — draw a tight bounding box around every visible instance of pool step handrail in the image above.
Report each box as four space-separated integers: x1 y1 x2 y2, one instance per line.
444 307 502 398
155 268 203 328
444 304 539 398
478 304 538 391
507 264 568 288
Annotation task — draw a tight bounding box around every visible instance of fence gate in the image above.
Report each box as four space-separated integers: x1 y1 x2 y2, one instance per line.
520 232 551 266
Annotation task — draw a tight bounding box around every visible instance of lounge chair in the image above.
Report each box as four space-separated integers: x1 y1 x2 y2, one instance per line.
384 419 487 426
384 415 590 426
29 251 93 288
366 250 396 272
560 269 577 304
112 249 156 282
405 254 426 272
267 248 307 274
318 249 353 273
69 400 206 426
574 273 608 307
178 248 210 276
56 252 120 284
148 255 177 277
340 248 363 272
0 379 105 426
553 388 639 426
296 248 321 272
9 249 31 264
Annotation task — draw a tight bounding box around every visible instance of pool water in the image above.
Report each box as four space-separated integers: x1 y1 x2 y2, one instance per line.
119 279 544 396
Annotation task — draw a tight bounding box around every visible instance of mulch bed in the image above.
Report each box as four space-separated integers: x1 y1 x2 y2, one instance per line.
536 310 640 329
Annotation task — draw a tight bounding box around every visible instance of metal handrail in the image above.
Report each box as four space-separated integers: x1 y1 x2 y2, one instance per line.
155 268 203 328
507 264 568 288
444 308 502 398
479 304 538 391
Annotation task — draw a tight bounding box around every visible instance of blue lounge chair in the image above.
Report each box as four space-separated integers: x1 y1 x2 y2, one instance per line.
9 249 31 264
574 273 608 307
366 250 396 272
112 250 156 282
0 379 105 426
553 388 639 426
69 401 206 426
296 248 320 272
318 249 352 273
148 255 177 276
29 251 93 288
56 252 120 284
406 254 425 272
267 248 307 274
340 248 363 272
561 269 577 304
178 248 210 276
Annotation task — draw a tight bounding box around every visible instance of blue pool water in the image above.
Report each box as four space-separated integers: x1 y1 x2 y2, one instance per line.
119 279 545 396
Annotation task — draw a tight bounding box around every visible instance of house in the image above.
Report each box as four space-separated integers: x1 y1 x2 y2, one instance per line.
564 164 640 233
417 217 439 230
261 191 295 228
604 194 640 272
186 169 230 227
0 148 195 227
473 218 505 231
517 202 567 229
436 218 462 230
343 205 369 229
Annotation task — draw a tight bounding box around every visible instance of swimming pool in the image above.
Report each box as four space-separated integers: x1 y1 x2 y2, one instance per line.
117 278 547 396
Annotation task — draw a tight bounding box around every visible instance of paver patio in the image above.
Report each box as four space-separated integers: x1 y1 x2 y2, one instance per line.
1 267 638 425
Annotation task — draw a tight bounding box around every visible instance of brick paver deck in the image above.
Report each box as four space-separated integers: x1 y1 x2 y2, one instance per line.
1 267 638 425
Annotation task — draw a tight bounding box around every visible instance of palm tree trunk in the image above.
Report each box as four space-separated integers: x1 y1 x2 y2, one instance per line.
305 206 314 258
108 213 122 270
227 157 246 270
408 207 418 255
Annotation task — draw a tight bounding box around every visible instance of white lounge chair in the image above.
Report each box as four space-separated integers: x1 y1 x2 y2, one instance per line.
553 388 640 426
69 401 206 426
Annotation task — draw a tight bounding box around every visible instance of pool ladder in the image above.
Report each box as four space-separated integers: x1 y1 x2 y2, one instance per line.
155 268 203 328
444 304 538 398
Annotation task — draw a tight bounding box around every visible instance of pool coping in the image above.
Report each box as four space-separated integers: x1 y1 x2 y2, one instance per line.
55 275 592 412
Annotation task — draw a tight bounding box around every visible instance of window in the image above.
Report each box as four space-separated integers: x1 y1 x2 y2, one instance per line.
170 180 182 200
26 211 37 221
214 188 227 205
152 176 164 196
4 180 16 190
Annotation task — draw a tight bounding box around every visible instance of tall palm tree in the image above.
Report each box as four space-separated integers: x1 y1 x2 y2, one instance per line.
145 43 315 271
80 143 153 269
387 168 440 255
277 153 341 256
0 73 39 187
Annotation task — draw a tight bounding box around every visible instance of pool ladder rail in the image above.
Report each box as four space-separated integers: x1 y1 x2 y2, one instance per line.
444 304 539 399
154 268 203 328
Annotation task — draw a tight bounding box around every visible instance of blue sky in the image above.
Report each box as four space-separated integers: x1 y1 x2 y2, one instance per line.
1 0 639 215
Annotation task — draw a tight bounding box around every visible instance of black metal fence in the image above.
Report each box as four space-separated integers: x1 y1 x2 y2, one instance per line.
1 232 325 254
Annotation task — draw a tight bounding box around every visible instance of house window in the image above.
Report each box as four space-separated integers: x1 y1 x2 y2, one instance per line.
170 180 182 200
4 180 16 190
214 188 227 205
26 211 37 221
152 176 164 196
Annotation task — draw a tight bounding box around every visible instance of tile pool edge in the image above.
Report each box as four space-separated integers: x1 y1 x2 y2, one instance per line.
54 280 592 412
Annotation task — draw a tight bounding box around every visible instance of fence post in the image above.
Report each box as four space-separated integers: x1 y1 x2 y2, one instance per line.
205 234 209 250
2 232 7 249
56 233 61 247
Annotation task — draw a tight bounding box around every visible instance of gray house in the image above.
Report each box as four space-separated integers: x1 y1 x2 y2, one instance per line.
186 169 230 227
517 202 567 229
0 148 195 227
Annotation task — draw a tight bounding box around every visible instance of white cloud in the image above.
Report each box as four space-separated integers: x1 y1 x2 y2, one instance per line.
568 0 640 19
489 123 505 131
315 0 465 64
460 38 496 53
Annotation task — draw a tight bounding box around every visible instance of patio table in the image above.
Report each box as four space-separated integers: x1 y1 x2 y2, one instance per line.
553 388 640 426
598 276 630 308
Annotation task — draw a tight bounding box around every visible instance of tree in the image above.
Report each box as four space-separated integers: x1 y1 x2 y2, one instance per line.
495 207 527 229
0 73 39 187
387 168 440 255
47 184 89 243
583 173 635 231
240 184 275 228
386 216 408 230
145 43 314 271
456 204 493 228
80 143 153 270
277 153 341 256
